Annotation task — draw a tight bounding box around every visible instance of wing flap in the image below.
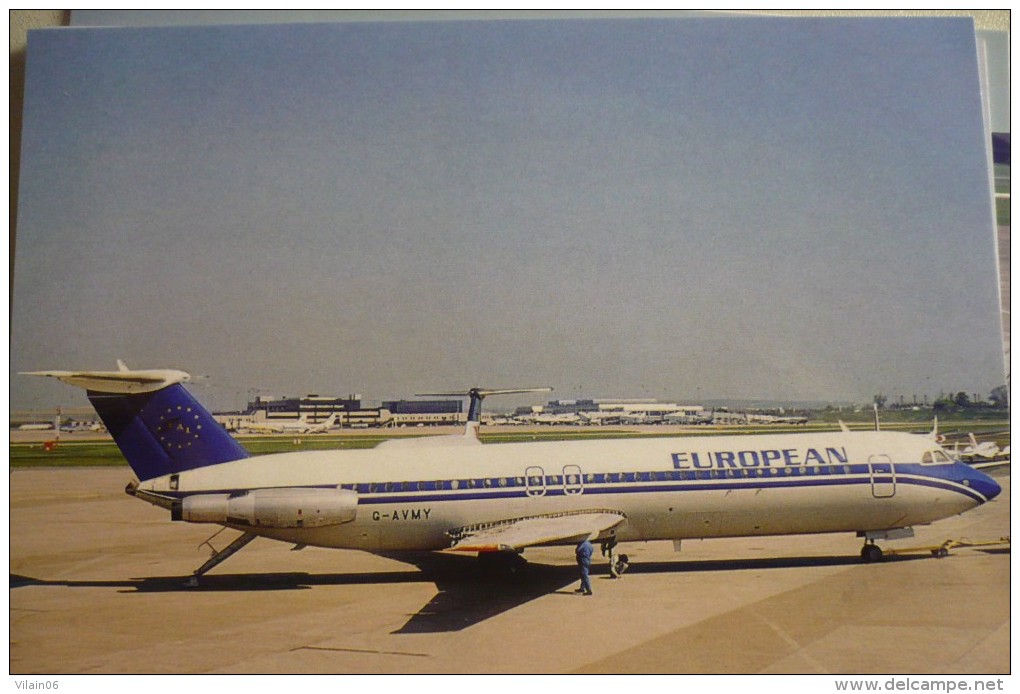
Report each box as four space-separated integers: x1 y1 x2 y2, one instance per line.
448 510 626 553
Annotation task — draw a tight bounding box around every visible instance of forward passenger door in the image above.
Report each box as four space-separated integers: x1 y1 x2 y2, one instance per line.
868 454 896 498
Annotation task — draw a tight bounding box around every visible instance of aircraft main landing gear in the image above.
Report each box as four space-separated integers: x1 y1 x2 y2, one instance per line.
477 550 528 577
601 538 629 578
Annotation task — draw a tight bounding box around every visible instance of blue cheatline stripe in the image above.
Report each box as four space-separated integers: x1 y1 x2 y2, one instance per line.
893 474 987 503
160 468 987 504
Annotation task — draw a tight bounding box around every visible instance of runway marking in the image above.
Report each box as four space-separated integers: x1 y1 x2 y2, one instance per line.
752 609 830 673
291 645 430 658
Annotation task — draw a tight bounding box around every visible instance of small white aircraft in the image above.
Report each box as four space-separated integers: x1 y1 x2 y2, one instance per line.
17 422 54 431
771 415 810 425
532 412 584 426
24 364 1002 584
961 433 1002 460
245 412 341 435
578 411 622 426
619 412 655 425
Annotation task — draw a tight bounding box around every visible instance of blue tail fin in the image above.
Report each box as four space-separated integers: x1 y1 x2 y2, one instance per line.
89 384 249 481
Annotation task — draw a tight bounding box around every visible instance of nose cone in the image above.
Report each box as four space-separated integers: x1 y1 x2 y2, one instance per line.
968 468 1002 502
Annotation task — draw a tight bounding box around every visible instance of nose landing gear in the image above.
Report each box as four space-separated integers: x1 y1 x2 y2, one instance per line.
860 542 884 563
858 527 914 564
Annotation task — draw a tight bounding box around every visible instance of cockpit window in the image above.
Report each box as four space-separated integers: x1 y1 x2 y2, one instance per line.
921 450 953 465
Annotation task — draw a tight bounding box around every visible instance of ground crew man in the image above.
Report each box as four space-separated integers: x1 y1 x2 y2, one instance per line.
575 537 594 595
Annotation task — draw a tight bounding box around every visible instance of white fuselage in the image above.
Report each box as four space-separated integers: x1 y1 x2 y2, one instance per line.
140 430 996 552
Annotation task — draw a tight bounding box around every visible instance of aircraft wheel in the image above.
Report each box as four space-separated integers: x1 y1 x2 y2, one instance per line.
860 544 883 563
616 554 630 575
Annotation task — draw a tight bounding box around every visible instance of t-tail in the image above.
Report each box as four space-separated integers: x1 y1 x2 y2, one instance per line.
416 387 553 438
23 362 249 480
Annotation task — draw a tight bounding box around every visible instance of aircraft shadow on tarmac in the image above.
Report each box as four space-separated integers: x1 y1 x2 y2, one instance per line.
9 551 941 634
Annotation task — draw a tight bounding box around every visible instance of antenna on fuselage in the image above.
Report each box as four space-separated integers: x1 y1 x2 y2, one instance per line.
873 403 881 431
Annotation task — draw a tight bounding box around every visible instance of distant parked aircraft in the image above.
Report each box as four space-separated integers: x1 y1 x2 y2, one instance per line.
245 412 341 435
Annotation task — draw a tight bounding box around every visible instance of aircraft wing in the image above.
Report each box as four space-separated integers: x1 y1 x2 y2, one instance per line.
970 458 1010 472
448 510 627 553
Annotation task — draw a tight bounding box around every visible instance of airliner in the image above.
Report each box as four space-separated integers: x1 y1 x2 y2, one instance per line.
961 433 1002 460
24 363 1002 584
245 412 341 435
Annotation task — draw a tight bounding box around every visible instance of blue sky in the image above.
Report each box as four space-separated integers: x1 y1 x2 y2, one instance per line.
12 17 1005 411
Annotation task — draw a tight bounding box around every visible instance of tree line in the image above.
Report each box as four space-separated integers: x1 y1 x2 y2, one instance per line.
873 385 1008 411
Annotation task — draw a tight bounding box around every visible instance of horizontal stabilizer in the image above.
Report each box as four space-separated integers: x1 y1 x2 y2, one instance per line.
448 510 626 553
23 363 190 394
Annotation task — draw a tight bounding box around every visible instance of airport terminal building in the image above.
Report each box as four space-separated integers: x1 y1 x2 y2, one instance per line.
249 394 362 423
216 393 466 429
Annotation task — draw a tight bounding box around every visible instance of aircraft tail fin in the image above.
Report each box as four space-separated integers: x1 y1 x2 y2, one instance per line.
24 364 249 480
417 387 553 422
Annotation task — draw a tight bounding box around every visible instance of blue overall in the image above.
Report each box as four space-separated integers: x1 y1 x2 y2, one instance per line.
575 539 594 594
